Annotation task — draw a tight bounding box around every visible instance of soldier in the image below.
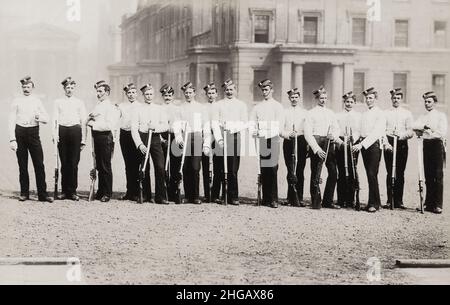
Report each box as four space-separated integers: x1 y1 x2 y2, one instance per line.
202 83 222 203
281 88 308 207
382 88 414 209
352 87 386 213
413 91 447 214
87 80 119 203
304 86 341 210
159 84 183 203
53 77 87 201
212 79 248 206
131 83 170 204
118 83 142 201
174 82 211 204
249 79 285 208
8 76 53 203
335 91 362 209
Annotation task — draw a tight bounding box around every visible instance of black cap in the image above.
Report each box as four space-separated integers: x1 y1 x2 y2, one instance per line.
258 79 273 89
61 76 76 87
181 82 195 92
313 86 326 98
204 82 217 93
123 83 137 93
362 87 377 97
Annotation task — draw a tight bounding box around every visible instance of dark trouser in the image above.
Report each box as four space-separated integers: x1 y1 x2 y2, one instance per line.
139 132 167 203
362 141 382 209
310 136 337 208
183 132 203 202
93 131 114 198
120 129 141 198
58 125 82 196
384 136 408 207
259 137 280 205
224 132 241 202
336 138 360 207
15 125 48 199
283 135 308 203
162 132 182 202
202 141 222 202
424 139 445 210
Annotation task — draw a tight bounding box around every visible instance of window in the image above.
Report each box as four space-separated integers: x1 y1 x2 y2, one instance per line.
352 18 366 46
353 72 365 103
393 73 408 103
304 17 318 44
254 15 269 43
433 74 446 103
253 70 268 101
434 21 447 48
395 20 409 47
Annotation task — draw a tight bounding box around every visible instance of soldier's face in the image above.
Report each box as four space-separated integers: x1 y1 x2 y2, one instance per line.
127 89 137 102
289 94 300 107
184 88 195 101
22 83 33 96
225 85 236 98
365 94 376 108
391 94 402 108
344 98 355 111
424 98 435 111
318 94 327 106
206 89 218 102
64 84 75 97
96 87 108 101
163 92 174 104
261 86 273 99
143 89 154 102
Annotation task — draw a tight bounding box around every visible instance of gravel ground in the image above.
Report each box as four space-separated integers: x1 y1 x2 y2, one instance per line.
0 118 449 284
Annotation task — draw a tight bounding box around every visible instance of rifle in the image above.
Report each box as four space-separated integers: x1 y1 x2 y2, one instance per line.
291 124 300 205
88 129 97 202
344 127 349 206
349 128 361 211
223 122 228 206
177 122 189 204
391 129 398 210
138 129 153 204
319 126 332 185
165 133 171 191
417 136 425 214
54 120 59 200
255 120 262 206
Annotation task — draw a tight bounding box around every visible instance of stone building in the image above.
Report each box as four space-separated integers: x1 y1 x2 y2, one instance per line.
109 0 450 114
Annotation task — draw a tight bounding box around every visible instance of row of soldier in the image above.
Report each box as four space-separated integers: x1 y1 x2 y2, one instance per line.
8 76 447 214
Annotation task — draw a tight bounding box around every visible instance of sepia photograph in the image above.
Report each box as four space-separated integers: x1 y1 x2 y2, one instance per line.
0 0 449 290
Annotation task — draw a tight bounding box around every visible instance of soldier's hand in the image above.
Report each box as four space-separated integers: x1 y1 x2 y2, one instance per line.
52 136 59 144
252 130 258 138
175 136 184 148
352 144 362 153
317 149 327 160
10 141 18 152
89 169 96 180
80 143 86 151
203 146 211 156
139 144 148 155
385 143 393 152
327 134 334 141
289 131 297 139
217 139 224 149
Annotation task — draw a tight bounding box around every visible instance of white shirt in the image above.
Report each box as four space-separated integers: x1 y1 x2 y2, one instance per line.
131 102 169 148
336 109 362 140
174 100 211 148
249 98 285 139
90 99 120 133
53 96 87 127
118 100 142 131
304 106 340 154
161 101 183 132
359 106 386 149
281 105 307 138
384 106 414 139
9 95 49 141
212 97 248 141
413 109 448 140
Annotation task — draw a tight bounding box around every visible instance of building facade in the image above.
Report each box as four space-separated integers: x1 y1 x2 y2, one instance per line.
109 0 450 114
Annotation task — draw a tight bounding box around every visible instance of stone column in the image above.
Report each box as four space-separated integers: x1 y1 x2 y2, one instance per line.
280 61 293 104
331 63 344 112
343 63 354 94
293 63 304 98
